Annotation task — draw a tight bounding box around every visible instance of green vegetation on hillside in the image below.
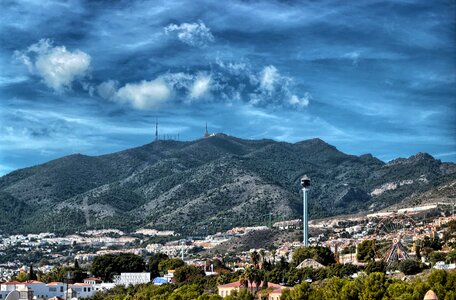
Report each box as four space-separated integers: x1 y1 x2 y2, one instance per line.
1 136 455 234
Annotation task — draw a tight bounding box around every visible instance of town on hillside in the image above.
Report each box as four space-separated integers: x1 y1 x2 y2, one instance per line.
1 199 455 300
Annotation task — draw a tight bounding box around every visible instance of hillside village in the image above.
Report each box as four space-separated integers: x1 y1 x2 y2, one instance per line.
1 202 455 299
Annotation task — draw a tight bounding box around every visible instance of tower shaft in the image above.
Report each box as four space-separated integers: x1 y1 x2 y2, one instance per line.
303 187 309 246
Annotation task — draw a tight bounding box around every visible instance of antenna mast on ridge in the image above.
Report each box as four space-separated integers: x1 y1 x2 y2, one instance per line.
155 118 158 141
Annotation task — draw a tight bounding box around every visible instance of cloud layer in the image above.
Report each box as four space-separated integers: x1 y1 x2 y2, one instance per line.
0 0 455 175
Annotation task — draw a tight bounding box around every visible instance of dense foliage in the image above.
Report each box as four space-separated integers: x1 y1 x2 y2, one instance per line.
88 269 456 300
91 253 146 281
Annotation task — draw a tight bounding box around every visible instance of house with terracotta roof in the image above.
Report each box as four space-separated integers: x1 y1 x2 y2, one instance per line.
217 280 291 300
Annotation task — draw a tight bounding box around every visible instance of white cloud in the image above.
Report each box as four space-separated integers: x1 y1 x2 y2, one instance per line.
164 21 214 47
190 75 211 99
289 93 311 108
14 39 91 91
260 65 279 93
115 79 171 109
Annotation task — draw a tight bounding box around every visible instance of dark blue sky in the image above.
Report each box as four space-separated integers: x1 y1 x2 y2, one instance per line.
1 0 455 175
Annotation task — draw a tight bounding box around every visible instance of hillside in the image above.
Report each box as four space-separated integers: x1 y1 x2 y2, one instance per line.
1 135 455 234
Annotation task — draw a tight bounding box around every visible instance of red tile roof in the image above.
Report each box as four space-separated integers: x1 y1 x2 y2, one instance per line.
70 283 91 287
218 281 281 289
84 277 101 281
25 280 44 284
2 281 24 285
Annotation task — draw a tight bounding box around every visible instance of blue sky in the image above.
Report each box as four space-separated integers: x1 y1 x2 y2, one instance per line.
0 0 455 175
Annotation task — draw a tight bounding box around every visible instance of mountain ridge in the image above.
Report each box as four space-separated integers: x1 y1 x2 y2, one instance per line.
1 135 455 235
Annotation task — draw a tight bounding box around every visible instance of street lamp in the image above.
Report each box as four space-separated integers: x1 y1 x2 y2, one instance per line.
301 175 310 246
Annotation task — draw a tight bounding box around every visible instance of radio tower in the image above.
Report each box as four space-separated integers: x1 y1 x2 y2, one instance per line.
204 122 210 138
155 119 158 141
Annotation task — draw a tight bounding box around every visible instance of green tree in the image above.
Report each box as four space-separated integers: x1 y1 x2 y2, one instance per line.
158 258 185 275
322 277 345 299
169 284 203 300
29 264 37 281
429 251 448 264
243 266 256 294
148 253 169 277
340 279 362 300
250 251 260 268
174 265 205 283
398 259 423 275
384 281 414 300
447 249 456 263
359 272 387 300
357 240 376 262
237 288 254 300
74 258 80 269
91 253 145 281
288 282 311 300
428 270 448 300
291 246 335 266
365 260 386 274
15 271 28 282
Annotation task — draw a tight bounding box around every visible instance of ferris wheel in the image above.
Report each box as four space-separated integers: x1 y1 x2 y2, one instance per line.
372 214 418 266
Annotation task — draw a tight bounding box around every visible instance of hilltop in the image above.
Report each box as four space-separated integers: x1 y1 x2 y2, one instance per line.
1 135 455 234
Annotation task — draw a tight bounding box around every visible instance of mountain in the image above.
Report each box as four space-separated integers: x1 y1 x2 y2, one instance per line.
1 135 455 235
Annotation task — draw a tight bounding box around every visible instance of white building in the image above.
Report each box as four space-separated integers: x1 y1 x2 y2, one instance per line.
112 273 151 286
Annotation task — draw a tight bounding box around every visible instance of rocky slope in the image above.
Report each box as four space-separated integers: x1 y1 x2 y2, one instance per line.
1 134 455 234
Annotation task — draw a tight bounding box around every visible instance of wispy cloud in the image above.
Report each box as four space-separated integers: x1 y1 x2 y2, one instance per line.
164 21 214 47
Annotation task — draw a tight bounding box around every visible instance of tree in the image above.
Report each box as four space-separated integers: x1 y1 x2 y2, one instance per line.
423 236 442 251
168 284 203 300
357 240 376 262
365 260 386 274
340 279 362 300
291 246 335 266
174 265 205 283
398 260 424 275
91 253 145 282
237 288 254 300
250 251 260 268
360 272 387 300
243 266 256 294
74 259 80 269
253 269 263 293
447 249 456 263
158 258 185 275
384 281 414 300
29 264 37 281
288 282 311 300
429 251 447 264
15 271 28 282
148 253 169 277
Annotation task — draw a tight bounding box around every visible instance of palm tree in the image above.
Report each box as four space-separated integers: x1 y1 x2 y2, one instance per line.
254 269 263 293
250 251 260 268
259 249 266 269
243 266 256 294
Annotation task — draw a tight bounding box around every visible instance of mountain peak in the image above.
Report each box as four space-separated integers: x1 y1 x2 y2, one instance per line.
387 152 437 166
